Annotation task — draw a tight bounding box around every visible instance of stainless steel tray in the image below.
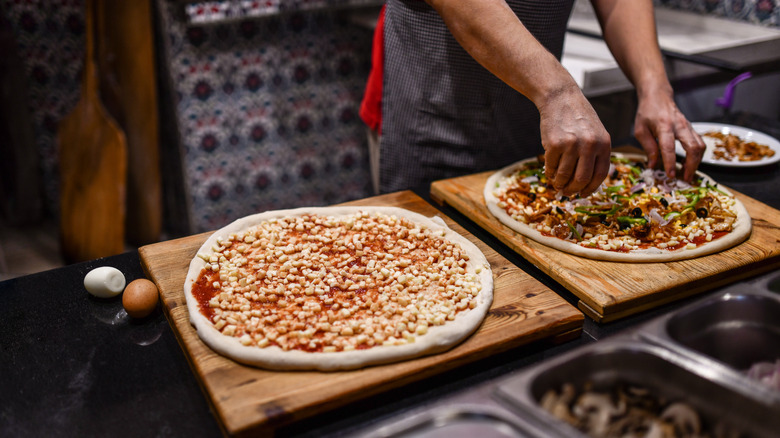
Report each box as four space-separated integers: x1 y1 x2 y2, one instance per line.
639 281 780 407
494 339 780 438
352 271 780 437
349 385 552 438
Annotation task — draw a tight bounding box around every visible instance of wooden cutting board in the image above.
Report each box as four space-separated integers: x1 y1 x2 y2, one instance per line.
431 170 780 323
138 191 583 437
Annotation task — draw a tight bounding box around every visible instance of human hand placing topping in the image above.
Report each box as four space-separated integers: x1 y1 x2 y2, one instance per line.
633 88 705 182
538 86 612 198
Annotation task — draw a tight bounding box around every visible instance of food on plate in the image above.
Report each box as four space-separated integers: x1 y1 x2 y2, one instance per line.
184 206 493 371
745 359 780 391
704 131 776 162
484 153 752 262
541 382 740 438
122 279 159 318
83 266 126 298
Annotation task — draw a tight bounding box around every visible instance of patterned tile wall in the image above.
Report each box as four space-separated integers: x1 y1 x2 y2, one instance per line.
155 0 377 233
1 0 377 235
1 0 85 221
0 0 775 235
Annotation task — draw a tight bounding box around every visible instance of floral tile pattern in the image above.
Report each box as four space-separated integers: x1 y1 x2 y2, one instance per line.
157 0 375 232
0 0 774 236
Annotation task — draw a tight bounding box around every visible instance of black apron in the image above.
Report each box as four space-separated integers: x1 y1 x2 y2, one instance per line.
380 0 575 193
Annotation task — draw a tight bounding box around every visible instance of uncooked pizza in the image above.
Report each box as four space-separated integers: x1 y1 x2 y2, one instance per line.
184 206 493 371
484 153 751 262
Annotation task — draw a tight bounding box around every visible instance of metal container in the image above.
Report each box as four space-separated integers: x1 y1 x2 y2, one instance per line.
494 339 780 438
349 385 553 438
754 270 780 295
354 273 780 437
640 282 780 407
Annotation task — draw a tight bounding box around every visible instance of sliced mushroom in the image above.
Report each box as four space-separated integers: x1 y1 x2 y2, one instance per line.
541 383 578 426
644 419 674 438
660 402 701 436
572 392 617 436
602 409 653 437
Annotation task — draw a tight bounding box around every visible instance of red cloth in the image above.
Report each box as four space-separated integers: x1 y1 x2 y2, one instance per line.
359 5 385 133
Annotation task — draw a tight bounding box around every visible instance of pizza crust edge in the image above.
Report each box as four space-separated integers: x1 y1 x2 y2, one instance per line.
483 153 752 263
183 206 494 371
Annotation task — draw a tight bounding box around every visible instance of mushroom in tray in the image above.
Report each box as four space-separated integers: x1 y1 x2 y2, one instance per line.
659 402 702 437
540 382 740 438
540 382 579 426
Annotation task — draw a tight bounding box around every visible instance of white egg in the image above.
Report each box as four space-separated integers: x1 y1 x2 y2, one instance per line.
84 266 126 298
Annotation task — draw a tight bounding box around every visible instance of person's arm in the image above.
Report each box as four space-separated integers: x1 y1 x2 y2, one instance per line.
590 0 705 181
424 0 611 196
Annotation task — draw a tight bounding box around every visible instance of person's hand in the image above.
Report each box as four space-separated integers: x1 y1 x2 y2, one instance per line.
633 90 705 182
538 87 612 197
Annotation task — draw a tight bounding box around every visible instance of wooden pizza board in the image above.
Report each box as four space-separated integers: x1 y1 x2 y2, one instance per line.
138 191 583 437
431 169 780 323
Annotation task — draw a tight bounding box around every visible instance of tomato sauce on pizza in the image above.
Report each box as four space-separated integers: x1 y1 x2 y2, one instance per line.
485 153 751 262
184 207 493 370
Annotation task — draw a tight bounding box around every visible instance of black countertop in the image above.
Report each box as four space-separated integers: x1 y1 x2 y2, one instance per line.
3 140 780 437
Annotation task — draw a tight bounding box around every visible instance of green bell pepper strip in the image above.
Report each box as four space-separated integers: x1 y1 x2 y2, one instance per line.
705 182 728 196
616 216 647 226
663 211 680 220
574 205 619 216
605 185 625 196
684 193 701 210
566 221 583 241
516 164 545 178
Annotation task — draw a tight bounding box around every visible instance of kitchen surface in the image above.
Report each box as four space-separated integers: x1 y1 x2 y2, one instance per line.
3 161 780 436
2 0 780 437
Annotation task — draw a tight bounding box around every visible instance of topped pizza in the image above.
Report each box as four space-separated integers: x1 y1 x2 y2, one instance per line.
184 206 493 371
484 153 751 262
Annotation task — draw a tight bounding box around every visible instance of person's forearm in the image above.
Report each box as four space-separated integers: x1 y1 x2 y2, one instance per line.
424 0 612 195
592 0 705 181
424 0 580 110
590 0 671 98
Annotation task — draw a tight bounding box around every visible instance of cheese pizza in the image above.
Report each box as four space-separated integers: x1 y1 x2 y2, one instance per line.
484 153 751 262
184 206 493 371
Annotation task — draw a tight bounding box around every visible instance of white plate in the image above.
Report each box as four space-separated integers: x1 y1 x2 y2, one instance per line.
675 122 780 167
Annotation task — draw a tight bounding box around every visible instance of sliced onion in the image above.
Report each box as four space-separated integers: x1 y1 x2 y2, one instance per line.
640 168 655 185
594 198 616 207
672 179 692 190
521 175 539 184
648 208 667 226
630 182 647 194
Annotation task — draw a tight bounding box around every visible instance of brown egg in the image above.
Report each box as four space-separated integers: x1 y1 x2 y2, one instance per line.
122 278 159 318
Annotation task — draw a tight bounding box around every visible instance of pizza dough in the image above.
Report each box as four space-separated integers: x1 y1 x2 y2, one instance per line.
484 153 752 262
184 206 493 371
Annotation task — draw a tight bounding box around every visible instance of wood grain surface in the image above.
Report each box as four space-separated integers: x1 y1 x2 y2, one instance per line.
431 170 780 322
97 0 161 246
58 0 127 263
138 191 583 437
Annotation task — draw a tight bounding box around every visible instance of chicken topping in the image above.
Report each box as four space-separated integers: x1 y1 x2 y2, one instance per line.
705 131 775 162
493 156 740 253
